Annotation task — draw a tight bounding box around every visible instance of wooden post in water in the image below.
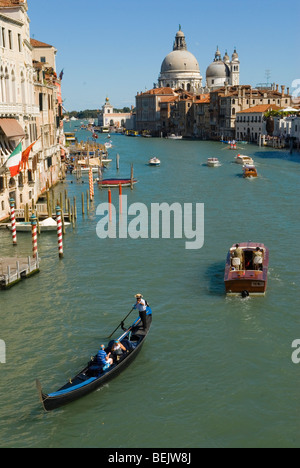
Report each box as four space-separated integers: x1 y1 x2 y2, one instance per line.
10 198 17 246
108 189 112 222
30 213 38 259
130 164 134 190
86 190 90 212
89 168 94 201
36 210 41 235
68 198 71 222
82 192 85 216
116 153 120 171
119 184 122 215
46 192 51 218
73 196 77 220
56 206 64 259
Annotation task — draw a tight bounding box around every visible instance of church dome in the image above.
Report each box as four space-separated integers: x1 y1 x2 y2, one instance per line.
161 50 201 74
206 60 230 79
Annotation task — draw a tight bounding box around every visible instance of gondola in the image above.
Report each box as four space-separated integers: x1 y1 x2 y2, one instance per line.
36 308 152 411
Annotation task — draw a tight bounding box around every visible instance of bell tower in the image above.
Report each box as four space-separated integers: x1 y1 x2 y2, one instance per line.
230 48 240 86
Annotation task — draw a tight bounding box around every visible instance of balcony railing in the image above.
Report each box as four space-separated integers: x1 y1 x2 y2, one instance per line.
0 102 40 117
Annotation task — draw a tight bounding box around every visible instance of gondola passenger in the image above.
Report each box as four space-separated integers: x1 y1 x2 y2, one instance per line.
111 340 126 361
97 344 113 370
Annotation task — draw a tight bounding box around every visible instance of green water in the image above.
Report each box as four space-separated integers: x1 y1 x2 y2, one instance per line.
0 124 300 448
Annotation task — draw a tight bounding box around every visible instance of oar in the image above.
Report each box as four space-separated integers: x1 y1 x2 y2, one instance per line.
107 307 135 339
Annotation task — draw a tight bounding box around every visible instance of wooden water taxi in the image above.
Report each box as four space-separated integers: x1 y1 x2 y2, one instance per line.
224 242 269 296
235 154 254 165
243 164 258 178
36 309 152 411
98 178 137 188
207 157 220 167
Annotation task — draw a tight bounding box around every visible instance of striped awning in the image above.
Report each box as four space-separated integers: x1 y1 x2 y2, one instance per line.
0 119 25 139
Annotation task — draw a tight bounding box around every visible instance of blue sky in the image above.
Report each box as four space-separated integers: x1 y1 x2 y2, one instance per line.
28 0 300 111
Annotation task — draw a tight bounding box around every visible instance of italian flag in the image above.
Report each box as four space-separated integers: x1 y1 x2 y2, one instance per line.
6 143 22 177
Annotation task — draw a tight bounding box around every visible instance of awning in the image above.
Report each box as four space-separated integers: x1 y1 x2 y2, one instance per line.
0 119 25 139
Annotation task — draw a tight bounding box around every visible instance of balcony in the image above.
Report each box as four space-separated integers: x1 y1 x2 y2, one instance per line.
0 102 40 117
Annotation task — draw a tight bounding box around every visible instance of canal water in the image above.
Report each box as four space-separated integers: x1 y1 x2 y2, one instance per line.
0 122 300 448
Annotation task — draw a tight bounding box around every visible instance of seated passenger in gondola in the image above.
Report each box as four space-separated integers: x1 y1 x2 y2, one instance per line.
97 344 113 370
111 340 126 362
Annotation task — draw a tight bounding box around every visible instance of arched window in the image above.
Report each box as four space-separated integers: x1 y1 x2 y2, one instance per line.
5 68 10 103
0 66 4 102
11 69 16 103
187 83 191 92
21 71 26 103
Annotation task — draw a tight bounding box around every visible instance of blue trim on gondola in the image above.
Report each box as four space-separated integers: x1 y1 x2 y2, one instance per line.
48 377 97 397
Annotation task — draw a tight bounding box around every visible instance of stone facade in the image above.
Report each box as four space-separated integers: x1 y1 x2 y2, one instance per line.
0 0 63 221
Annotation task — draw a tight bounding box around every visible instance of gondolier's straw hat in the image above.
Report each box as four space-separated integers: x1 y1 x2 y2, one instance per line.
135 293 143 298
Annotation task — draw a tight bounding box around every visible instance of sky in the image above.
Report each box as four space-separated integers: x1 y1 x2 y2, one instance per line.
28 0 300 112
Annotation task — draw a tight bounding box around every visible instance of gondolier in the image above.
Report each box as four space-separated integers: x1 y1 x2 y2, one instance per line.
133 294 147 330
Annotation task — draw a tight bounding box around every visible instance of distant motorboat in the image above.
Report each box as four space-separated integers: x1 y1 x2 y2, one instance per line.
235 154 254 165
166 134 182 140
243 164 258 178
207 157 220 167
148 157 161 166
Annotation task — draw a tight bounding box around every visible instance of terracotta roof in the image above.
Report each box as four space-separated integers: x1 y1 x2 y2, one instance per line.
0 0 25 6
138 87 176 97
237 104 281 114
30 38 54 48
194 93 210 104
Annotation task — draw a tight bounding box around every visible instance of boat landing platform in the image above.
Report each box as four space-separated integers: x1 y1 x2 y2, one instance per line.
0 256 40 290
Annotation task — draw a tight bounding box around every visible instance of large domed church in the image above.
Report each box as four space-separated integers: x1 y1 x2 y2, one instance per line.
158 26 203 92
158 27 240 92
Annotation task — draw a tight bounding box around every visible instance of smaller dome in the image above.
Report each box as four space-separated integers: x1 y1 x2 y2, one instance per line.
232 49 239 61
176 30 185 37
206 61 230 79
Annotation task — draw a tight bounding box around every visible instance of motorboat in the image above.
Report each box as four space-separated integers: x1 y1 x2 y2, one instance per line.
166 134 183 140
243 164 258 178
148 157 161 166
235 154 254 165
207 157 220 167
8 217 71 232
224 242 269 296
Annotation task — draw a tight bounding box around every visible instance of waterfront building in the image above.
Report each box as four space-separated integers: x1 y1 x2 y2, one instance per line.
135 87 178 135
0 0 63 221
209 84 291 140
97 97 134 131
235 104 280 143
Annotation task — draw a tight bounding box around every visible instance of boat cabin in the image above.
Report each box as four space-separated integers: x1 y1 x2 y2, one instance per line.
243 164 258 178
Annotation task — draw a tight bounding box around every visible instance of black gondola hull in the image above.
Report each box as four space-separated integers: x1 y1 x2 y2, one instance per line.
37 312 152 411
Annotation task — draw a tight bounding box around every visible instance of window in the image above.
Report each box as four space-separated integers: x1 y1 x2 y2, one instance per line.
40 57 46 63
18 34 22 52
39 93 43 111
8 30 13 49
1 28 5 48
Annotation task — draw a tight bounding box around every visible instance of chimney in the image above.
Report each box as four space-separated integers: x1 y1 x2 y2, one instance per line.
281 85 285 97
276 84 279 92
287 87 290 95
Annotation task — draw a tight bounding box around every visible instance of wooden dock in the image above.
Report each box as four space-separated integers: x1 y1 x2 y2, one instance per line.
0 256 40 290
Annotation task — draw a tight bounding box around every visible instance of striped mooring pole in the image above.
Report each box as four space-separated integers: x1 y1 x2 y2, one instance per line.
30 213 38 259
89 168 94 201
56 206 64 259
10 198 17 246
